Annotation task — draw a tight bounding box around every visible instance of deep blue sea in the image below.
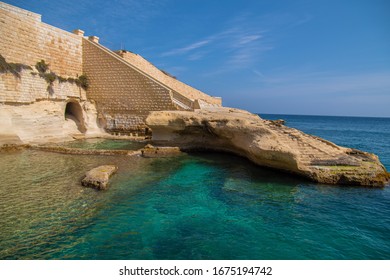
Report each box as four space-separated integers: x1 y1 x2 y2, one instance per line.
0 114 389 259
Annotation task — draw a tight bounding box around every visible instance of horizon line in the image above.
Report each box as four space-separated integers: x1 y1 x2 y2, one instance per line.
256 112 390 119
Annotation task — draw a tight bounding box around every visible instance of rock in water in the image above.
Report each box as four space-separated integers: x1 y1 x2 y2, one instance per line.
146 108 390 187
267 119 286 126
141 144 183 157
81 165 118 190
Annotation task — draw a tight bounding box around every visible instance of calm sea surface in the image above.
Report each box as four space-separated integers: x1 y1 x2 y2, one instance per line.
0 115 389 259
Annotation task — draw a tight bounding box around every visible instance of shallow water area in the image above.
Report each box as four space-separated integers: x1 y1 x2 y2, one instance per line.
54 138 147 150
0 116 390 259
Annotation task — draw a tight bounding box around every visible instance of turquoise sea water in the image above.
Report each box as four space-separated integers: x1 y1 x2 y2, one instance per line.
0 115 389 259
56 138 147 150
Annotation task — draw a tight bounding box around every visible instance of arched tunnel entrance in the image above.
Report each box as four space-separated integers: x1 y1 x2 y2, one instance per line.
65 101 86 133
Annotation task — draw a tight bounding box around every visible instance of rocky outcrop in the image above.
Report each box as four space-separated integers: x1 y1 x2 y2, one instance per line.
146 108 390 187
81 165 118 190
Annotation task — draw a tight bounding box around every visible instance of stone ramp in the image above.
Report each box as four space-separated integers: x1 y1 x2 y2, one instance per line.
115 50 222 107
263 123 384 184
83 38 195 111
267 124 345 165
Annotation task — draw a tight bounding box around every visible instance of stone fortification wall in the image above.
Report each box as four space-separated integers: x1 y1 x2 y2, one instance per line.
83 39 177 132
115 50 222 106
0 70 85 103
0 2 82 77
0 2 223 137
0 2 101 143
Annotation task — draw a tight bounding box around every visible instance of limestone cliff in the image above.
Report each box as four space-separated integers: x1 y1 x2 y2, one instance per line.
0 99 103 145
146 108 389 187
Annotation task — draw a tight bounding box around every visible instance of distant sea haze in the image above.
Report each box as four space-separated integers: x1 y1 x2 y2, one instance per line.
0 115 389 259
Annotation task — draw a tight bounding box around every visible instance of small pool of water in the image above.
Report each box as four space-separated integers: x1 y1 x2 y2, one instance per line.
56 138 148 150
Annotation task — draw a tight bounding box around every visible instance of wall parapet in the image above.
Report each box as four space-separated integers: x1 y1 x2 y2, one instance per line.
115 50 222 106
0 1 41 21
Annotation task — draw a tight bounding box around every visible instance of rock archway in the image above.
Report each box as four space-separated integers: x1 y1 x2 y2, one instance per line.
64 101 86 133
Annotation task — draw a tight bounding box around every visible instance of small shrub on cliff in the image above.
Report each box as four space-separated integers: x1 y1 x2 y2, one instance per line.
35 60 49 73
76 74 89 90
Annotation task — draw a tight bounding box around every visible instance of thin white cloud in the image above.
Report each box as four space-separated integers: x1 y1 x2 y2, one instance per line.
253 70 265 78
228 47 258 67
188 52 208 61
238 35 262 45
289 14 313 29
161 11 311 76
161 40 211 57
161 28 269 71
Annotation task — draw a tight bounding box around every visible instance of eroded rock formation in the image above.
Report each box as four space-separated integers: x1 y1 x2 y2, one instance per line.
146 108 390 187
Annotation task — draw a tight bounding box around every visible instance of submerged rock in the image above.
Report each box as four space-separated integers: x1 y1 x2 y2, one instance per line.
146 108 389 187
32 145 141 156
141 144 183 158
81 165 118 190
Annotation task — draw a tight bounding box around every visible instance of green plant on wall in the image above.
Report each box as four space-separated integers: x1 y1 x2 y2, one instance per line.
42 72 56 84
1 54 89 93
57 76 67 83
77 74 89 90
0 54 32 77
67 77 76 84
35 60 49 73
33 59 89 92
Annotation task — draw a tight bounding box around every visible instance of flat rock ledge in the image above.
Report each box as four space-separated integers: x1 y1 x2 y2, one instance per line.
81 165 118 190
31 145 141 156
146 108 390 187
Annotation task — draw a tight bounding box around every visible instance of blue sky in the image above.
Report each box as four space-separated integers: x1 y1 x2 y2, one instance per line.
6 0 390 117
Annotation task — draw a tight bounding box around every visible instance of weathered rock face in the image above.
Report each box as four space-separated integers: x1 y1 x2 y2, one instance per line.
146 108 390 187
0 99 105 145
81 165 118 190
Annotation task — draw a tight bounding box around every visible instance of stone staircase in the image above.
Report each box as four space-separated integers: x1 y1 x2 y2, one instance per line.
268 125 380 179
83 39 195 111
267 124 348 167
